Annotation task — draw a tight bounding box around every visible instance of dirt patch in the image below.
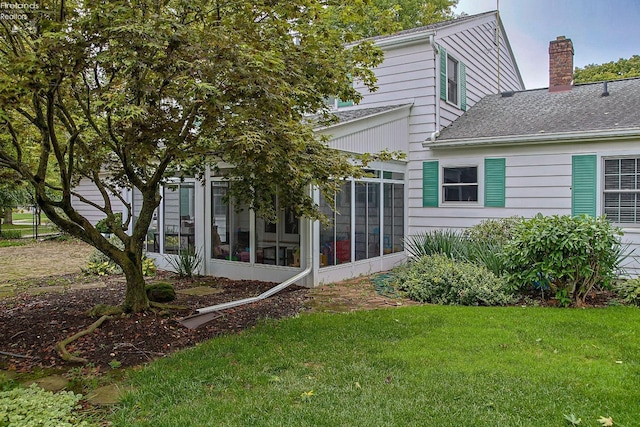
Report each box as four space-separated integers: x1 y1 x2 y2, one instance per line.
0 240 412 373
0 240 93 282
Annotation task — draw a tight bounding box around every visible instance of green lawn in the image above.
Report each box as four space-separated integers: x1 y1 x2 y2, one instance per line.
112 305 640 426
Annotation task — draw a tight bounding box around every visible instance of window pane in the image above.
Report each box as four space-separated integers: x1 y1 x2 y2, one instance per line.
319 182 351 267
392 184 404 253
319 190 335 267
230 207 250 262
447 56 458 104
355 183 367 261
211 182 229 259
163 185 180 254
444 167 477 184
335 182 351 264
163 183 194 255
384 183 405 255
444 185 478 202
256 200 300 267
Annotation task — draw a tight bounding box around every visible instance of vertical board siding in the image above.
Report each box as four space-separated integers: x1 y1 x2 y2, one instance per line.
484 158 505 207
329 117 409 154
571 154 597 217
422 161 439 207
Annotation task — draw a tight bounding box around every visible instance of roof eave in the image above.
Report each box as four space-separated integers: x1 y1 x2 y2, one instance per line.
425 128 640 149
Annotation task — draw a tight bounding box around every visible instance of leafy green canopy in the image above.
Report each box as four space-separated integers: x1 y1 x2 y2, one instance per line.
327 0 459 38
0 0 394 311
0 0 388 225
574 55 640 84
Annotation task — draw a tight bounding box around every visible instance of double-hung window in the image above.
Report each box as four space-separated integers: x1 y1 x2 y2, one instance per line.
443 166 478 202
447 56 459 105
603 157 640 224
438 45 466 110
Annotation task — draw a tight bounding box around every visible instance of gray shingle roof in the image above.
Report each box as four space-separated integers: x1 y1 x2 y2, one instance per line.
436 78 640 142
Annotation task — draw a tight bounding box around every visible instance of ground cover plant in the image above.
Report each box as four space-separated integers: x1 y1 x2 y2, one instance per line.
112 305 640 426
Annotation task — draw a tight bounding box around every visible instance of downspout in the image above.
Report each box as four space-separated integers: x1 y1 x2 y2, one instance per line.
180 204 314 329
429 33 440 142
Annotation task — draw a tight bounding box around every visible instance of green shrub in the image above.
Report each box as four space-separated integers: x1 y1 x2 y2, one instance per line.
464 216 522 245
95 213 123 234
404 229 467 259
466 240 508 277
142 256 157 276
392 254 515 306
84 237 156 277
165 247 202 278
614 278 640 306
404 229 508 277
0 240 26 248
502 214 625 304
0 229 21 239
0 384 91 426
145 282 176 303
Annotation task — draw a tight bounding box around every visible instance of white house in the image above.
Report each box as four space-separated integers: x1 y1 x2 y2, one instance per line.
426 36 640 275
74 11 525 286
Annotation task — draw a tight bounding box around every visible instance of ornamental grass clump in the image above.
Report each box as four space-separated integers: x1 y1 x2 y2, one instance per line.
501 214 625 305
393 253 515 306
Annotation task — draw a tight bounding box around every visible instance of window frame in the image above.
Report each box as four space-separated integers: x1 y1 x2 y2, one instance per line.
441 165 479 204
446 54 460 106
602 156 640 226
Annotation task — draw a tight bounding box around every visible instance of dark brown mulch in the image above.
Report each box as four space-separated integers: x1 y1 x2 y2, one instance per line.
0 273 309 373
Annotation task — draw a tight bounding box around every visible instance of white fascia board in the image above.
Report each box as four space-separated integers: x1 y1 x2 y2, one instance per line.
425 128 640 150
374 31 434 50
316 104 412 140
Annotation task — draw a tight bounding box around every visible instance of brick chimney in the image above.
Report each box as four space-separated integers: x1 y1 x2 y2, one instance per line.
549 36 574 92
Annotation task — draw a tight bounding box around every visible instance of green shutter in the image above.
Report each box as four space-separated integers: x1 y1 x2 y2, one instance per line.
571 155 597 217
484 158 506 207
460 62 467 111
423 161 439 207
337 99 353 108
439 45 447 101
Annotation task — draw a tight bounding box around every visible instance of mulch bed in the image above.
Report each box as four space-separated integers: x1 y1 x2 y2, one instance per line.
0 273 309 372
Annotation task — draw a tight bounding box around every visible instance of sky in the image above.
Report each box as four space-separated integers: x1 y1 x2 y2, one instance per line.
454 0 640 89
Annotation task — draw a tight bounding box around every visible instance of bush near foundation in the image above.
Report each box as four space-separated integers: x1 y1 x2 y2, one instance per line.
502 214 625 305
393 254 514 306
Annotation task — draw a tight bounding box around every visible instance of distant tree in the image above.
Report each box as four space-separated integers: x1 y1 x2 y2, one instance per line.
328 0 459 38
574 55 640 83
0 0 386 312
0 170 31 231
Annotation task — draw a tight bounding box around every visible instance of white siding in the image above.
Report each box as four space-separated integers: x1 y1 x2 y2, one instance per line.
409 139 640 277
71 178 124 225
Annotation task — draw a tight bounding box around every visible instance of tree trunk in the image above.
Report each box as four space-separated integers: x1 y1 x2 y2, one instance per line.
121 257 150 312
3 209 12 225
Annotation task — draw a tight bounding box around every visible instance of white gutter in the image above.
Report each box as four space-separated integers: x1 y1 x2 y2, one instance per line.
374 31 434 49
425 127 640 149
429 34 440 142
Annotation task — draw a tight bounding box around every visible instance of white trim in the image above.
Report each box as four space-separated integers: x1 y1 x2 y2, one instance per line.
374 31 434 49
427 128 640 149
